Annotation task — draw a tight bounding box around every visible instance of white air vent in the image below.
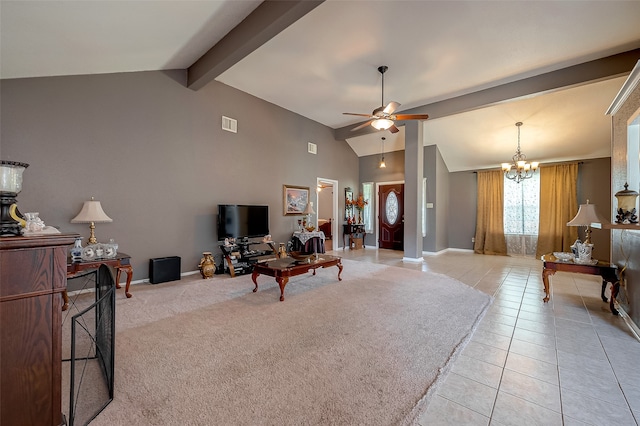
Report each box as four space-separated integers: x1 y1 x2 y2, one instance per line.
308 142 317 154
222 116 237 133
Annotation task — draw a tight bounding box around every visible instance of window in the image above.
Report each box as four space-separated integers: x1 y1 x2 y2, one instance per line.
362 182 374 234
503 173 540 256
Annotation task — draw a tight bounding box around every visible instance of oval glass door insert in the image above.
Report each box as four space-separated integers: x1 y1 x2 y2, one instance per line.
386 192 399 225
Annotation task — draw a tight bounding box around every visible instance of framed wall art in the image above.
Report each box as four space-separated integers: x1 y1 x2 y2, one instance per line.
283 185 310 215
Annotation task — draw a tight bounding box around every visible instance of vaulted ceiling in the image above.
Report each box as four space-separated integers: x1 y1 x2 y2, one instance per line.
2 0 640 172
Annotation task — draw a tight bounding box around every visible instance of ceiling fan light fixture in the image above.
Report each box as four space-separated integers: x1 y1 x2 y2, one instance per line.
371 118 393 130
344 66 429 133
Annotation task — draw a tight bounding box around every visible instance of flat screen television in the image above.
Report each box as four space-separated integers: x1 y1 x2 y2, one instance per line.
217 204 269 240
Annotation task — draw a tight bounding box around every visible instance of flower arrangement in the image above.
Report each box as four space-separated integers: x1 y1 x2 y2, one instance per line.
352 194 368 211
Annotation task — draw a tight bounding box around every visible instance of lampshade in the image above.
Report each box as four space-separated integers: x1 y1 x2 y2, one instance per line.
0 160 29 193
303 201 315 215
0 161 29 237
371 118 393 130
567 201 606 245
71 198 113 223
566 201 606 226
71 198 112 245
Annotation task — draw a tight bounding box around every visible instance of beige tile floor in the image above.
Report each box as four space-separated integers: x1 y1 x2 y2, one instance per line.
331 247 640 426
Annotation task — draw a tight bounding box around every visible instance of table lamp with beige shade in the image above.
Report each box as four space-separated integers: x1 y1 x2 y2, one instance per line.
303 201 315 231
566 200 608 245
566 200 608 263
71 197 112 244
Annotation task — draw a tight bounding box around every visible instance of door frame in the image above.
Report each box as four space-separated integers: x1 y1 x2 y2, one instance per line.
375 180 404 249
316 177 339 248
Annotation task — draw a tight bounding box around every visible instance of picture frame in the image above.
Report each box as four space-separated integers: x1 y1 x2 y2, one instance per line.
283 185 310 216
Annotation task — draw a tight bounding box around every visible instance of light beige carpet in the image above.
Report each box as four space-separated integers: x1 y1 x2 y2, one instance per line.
88 259 492 425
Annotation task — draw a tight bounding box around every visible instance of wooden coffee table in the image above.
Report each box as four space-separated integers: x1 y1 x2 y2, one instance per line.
251 255 343 301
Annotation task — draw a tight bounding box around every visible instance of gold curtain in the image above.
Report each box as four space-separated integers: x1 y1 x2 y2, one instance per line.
535 163 579 257
474 170 507 255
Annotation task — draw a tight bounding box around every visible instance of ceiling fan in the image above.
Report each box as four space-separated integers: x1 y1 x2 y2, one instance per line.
343 65 430 134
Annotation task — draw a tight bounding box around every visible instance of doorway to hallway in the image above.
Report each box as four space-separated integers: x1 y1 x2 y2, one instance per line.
316 178 338 250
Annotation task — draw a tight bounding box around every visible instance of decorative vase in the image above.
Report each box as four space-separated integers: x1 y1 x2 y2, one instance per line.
70 236 83 261
358 210 362 224
198 252 215 279
347 216 352 225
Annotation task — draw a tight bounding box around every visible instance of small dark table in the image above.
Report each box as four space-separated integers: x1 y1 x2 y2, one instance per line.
343 224 365 249
64 252 133 310
291 231 325 254
541 253 620 315
251 255 343 301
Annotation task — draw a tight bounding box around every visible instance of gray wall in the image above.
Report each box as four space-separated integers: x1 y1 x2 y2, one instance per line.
446 159 612 258
359 144 450 252
448 171 477 250
577 158 611 261
359 149 405 247
360 147 612 256
434 146 450 252
1 70 359 280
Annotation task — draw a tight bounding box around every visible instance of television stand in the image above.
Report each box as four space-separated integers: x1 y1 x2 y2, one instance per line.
219 240 279 277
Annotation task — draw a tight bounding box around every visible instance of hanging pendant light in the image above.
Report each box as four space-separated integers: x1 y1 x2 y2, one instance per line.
501 122 539 183
379 137 386 168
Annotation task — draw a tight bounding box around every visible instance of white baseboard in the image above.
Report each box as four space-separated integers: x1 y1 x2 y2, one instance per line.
422 248 474 256
444 248 475 253
402 257 424 263
616 304 640 342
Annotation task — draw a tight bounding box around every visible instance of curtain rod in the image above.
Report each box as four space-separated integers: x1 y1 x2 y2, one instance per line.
471 160 584 173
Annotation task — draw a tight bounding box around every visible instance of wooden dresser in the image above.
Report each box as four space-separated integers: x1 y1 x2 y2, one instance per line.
0 234 77 426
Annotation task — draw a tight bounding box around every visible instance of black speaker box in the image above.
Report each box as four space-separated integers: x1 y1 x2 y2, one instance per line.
149 256 181 284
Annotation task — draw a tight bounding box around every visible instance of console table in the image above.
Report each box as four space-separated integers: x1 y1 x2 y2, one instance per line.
541 253 620 315
343 224 365 249
64 252 133 310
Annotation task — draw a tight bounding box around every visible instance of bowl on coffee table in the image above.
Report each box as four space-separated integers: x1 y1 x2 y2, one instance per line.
288 251 314 262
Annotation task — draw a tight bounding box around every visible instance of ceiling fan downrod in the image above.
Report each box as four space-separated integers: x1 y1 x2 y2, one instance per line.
378 65 388 108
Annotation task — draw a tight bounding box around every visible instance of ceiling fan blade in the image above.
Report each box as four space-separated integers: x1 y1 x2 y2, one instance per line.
392 114 430 121
350 120 374 132
383 101 401 115
343 112 374 117
388 124 400 134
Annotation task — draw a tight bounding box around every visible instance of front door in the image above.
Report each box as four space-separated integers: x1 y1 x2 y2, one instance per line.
378 183 404 250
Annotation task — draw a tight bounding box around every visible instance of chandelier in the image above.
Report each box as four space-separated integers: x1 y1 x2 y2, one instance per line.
501 122 539 183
